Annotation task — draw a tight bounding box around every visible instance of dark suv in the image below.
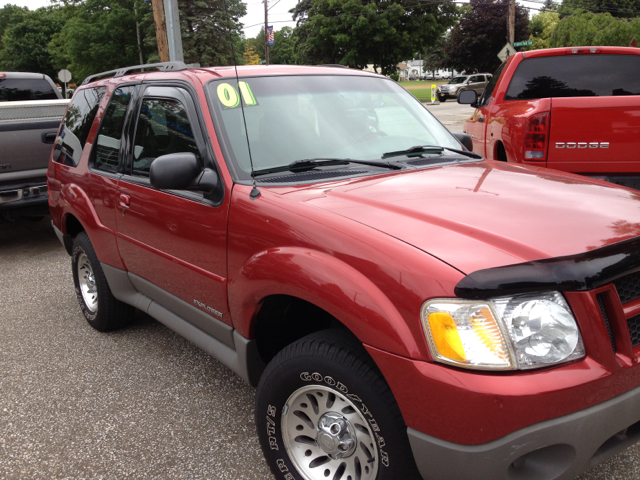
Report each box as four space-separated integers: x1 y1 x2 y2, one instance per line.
49 61 640 480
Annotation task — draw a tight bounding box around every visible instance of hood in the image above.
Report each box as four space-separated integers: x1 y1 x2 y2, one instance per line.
289 161 640 274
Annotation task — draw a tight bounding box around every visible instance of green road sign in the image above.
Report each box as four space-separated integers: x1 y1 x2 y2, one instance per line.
513 41 534 47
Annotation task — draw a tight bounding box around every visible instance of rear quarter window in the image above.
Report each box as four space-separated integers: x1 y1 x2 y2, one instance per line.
505 54 640 100
0 78 59 101
56 87 105 167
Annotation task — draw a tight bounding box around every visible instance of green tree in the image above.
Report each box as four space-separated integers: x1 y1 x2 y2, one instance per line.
293 0 459 74
422 37 445 76
442 0 529 74
550 11 640 46
177 0 246 66
525 11 560 50
49 0 152 83
250 26 296 64
560 0 640 17
0 6 69 79
0 4 28 43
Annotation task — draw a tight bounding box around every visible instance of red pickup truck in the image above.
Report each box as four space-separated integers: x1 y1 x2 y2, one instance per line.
49 62 640 480
460 46 640 189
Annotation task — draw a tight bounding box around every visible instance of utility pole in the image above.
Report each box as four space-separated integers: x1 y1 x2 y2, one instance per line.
151 0 170 62
163 0 184 62
264 0 270 65
507 0 515 45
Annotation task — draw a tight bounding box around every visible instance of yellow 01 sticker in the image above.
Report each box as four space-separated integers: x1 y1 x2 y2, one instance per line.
217 82 257 109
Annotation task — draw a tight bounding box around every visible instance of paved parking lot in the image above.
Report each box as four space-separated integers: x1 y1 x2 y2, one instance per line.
2 105 640 478
424 100 474 132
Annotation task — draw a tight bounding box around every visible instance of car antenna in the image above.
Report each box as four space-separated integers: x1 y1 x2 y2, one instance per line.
221 0 260 200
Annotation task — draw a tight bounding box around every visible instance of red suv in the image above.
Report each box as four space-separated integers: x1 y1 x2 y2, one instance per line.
49 62 640 480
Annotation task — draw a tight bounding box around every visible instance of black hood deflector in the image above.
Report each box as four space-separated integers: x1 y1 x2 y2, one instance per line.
455 236 640 300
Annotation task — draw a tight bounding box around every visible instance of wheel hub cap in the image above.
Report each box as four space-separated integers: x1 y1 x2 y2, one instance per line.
77 252 98 313
316 412 356 459
281 385 378 480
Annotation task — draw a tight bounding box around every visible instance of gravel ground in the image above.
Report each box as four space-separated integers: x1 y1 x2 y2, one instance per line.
2 214 640 480
0 217 272 480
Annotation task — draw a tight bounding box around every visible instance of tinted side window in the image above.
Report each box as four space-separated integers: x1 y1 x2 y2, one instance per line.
0 78 59 101
132 97 201 177
505 54 640 100
57 87 105 167
478 63 506 106
93 86 135 173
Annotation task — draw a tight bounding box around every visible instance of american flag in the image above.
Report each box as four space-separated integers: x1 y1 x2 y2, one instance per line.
267 26 275 46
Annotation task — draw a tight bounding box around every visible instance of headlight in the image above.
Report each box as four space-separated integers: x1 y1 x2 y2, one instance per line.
421 292 585 371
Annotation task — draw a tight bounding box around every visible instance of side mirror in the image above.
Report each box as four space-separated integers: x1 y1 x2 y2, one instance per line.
458 89 478 106
150 152 218 193
452 132 474 152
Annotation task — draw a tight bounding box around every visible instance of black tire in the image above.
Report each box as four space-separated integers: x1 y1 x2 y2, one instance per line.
437 94 446 102
256 330 421 480
71 231 134 332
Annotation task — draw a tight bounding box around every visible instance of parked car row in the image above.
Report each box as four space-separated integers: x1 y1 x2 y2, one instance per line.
44 57 640 480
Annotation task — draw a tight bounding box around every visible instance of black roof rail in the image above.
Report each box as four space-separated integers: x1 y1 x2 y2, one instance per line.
81 61 188 85
320 64 349 68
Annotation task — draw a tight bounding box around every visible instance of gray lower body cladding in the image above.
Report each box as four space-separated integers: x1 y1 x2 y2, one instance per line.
99 261 265 387
408 382 640 480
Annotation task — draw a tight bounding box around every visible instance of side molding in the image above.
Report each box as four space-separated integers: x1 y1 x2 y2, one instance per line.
101 263 265 386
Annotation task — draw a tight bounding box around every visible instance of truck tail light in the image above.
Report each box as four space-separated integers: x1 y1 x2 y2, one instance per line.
524 112 549 160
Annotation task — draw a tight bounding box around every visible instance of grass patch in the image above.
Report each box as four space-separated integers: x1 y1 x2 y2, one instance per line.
398 80 448 101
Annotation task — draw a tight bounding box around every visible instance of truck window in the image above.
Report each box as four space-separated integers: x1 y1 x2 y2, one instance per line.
0 78 59 102
505 54 640 100
131 97 201 177
478 63 506 106
56 87 105 167
92 86 135 173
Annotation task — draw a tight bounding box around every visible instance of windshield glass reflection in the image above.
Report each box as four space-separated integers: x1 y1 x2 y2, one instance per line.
207 75 460 181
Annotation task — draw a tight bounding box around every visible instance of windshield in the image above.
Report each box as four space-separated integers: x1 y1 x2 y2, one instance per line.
448 77 467 85
207 75 460 181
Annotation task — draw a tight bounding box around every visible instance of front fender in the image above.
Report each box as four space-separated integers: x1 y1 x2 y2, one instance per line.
228 247 422 359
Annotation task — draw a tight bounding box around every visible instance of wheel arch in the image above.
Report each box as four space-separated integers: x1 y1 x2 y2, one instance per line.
495 141 508 162
229 247 422 362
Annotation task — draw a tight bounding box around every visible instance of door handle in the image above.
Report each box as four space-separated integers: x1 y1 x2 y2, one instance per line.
119 193 130 208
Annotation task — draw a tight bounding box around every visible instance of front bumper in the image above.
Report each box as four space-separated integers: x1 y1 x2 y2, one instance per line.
408 383 640 480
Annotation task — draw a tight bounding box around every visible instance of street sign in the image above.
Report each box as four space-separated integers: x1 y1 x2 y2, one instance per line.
497 43 517 62
513 41 534 47
58 69 72 83
431 84 436 103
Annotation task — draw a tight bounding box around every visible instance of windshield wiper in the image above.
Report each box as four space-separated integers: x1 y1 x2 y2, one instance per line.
382 145 482 160
252 158 402 177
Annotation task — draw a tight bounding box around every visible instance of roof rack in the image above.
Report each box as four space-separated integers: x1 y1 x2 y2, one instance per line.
81 61 188 85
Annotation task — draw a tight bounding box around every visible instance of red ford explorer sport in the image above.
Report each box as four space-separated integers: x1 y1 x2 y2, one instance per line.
49 62 640 480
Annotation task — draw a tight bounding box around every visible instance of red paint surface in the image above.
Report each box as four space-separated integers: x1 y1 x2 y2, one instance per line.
465 46 640 175
48 65 640 447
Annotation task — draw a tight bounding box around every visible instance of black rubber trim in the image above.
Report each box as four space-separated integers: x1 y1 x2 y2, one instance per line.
0 119 61 132
455 236 640 299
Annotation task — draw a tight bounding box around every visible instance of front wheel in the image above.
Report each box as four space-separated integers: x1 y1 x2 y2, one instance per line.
256 330 421 480
436 94 446 102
